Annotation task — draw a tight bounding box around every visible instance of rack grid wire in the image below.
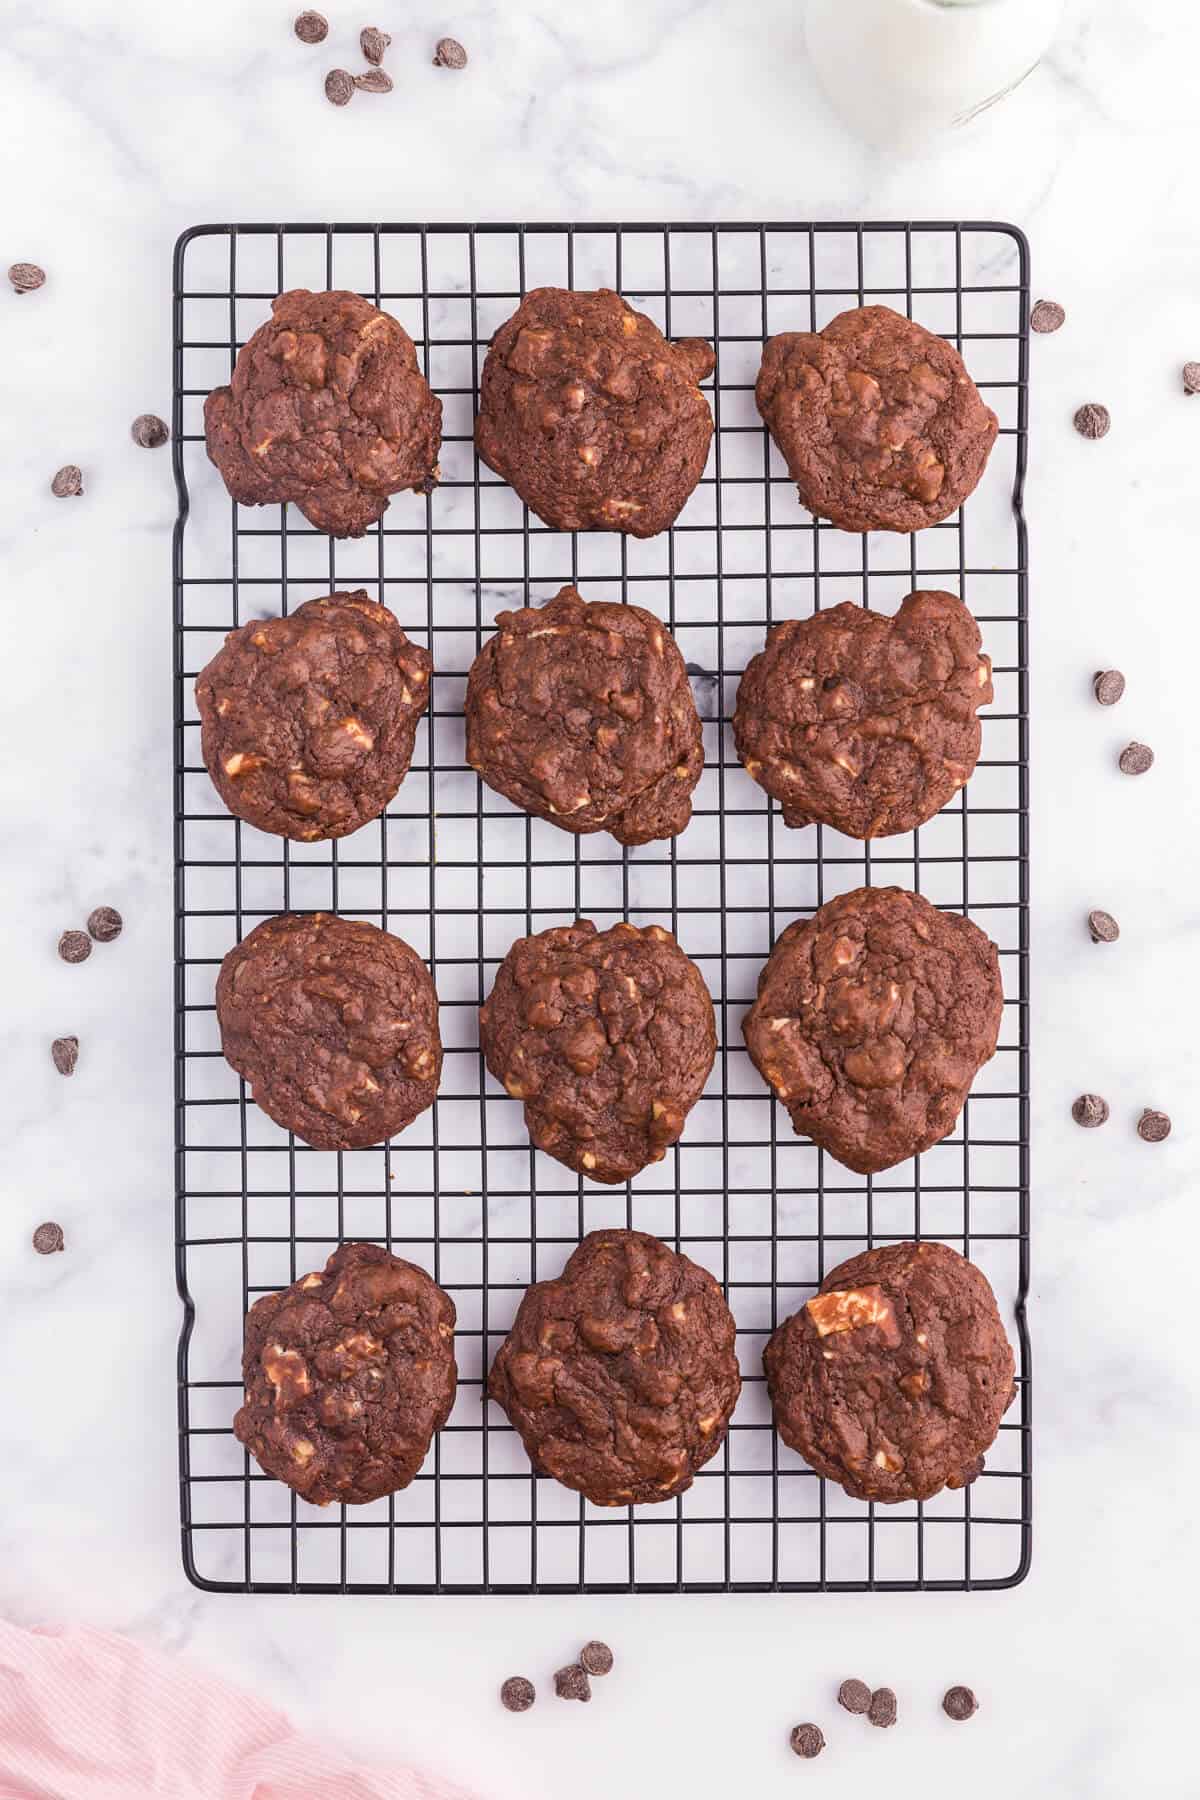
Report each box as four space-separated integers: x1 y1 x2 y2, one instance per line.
173 220 1031 1595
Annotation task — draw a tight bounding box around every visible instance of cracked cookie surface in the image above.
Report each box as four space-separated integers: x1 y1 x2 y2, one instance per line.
216 912 441 1150
733 593 992 839
764 1240 1014 1503
197 592 431 841
465 586 703 846
480 919 716 1183
756 305 998 533
475 287 715 537
488 1229 740 1506
234 1241 456 1505
204 289 442 537
743 887 1002 1175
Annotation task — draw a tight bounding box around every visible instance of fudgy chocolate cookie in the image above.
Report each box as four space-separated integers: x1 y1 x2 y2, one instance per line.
743 887 1002 1175
216 912 441 1150
475 287 714 537
733 593 992 838
480 919 716 1183
756 305 998 533
764 1240 1014 1503
205 289 441 537
488 1229 741 1506
234 1241 456 1505
465 587 703 846
196 592 431 841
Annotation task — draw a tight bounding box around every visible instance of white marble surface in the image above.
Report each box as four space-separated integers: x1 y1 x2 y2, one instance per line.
2 1 1199 1794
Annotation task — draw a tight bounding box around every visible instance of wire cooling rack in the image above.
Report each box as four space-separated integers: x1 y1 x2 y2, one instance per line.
173 221 1031 1594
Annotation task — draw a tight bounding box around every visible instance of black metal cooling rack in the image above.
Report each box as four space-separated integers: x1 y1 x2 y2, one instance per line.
173 220 1031 1594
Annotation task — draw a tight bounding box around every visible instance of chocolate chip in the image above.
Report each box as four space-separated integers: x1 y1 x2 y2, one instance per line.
868 1686 897 1729
500 1676 535 1712
1087 909 1119 944
32 1222 65 1255
685 661 719 720
1093 669 1125 706
353 68 394 92
1118 741 1153 776
789 1724 825 1759
433 36 468 68
51 1036 79 1077
131 413 169 449
579 1640 613 1676
51 465 83 498
1073 403 1110 440
837 1677 872 1715
57 930 92 964
360 26 391 64
294 10 328 42
87 905 123 943
9 262 46 294
1183 362 1200 396
553 1664 591 1703
1030 299 1065 334
1072 1093 1109 1128
324 68 355 105
1137 1108 1171 1143
943 1685 978 1721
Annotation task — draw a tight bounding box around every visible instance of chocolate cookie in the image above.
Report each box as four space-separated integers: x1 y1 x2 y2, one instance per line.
756 306 998 533
204 289 441 537
196 592 431 841
475 287 715 537
764 1240 1014 1503
216 912 441 1150
480 919 716 1183
488 1229 741 1505
743 887 1002 1175
234 1241 456 1505
465 587 703 846
733 593 992 838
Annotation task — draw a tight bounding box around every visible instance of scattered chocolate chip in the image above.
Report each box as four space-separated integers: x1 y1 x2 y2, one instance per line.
685 661 719 720
294 10 328 42
131 413 169 449
57 930 92 965
1087 909 1119 944
9 261 46 294
579 1640 613 1677
51 465 83 498
789 1724 825 1759
51 1036 79 1077
354 68 394 92
943 1685 978 1722
1183 362 1200 396
1072 1093 1109 1129
360 25 391 64
1030 299 1065 334
1073 403 1110 440
1118 741 1153 776
868 1687 897 1729
324 68 355 105
32 1222 65 1255
1138 1108 1171 1143
553 1664 591 1703
500 1676 535 1713
87 905 123 943
1093 669 1125 706
837 1677 872 1715
433 36 468 68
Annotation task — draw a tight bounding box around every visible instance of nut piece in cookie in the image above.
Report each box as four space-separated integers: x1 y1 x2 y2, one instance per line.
216 912 441 1150
480 919 716 1183
734 593 992 838
743 886 1002 1175
764 1240 1014 1503
465 586 703 847
205 289 442 537
475 287 714 537
488 1228 741 1505
196 591 431 842
756 305 998 533
234 1241 456 1505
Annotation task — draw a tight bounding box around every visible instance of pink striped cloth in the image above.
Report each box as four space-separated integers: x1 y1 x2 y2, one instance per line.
0 1620 476 1800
